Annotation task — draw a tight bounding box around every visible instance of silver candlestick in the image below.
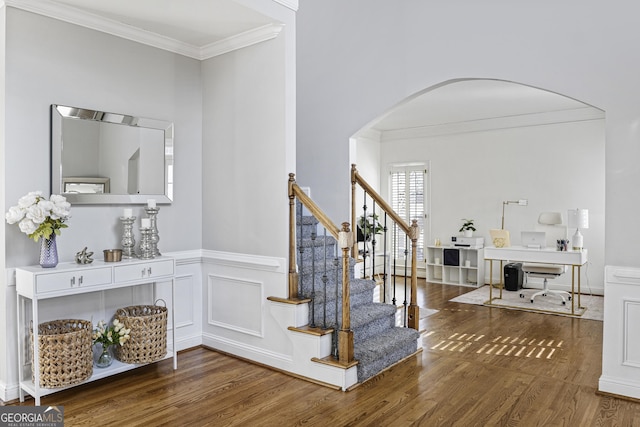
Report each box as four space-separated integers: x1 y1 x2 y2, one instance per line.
138 227 154 260
120 216 137 259
144 207 161 257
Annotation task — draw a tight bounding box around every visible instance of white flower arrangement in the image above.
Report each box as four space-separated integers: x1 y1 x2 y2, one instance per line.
5 191 71 242
93 319 131 350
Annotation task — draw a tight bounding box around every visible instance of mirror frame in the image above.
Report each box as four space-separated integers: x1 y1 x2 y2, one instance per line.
51 104 174 205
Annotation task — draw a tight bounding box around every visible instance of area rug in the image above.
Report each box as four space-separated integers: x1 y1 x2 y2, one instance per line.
450 285 603 321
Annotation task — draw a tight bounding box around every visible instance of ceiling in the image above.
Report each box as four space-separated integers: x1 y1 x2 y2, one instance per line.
43 0 276 47
29 3 603 131
371 80 604 134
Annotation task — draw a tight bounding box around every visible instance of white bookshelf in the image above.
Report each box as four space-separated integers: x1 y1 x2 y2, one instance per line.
426 246 485 287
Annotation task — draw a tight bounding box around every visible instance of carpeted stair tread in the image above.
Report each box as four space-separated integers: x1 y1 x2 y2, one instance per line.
354 327 420 360
355 328 420 381
350 303 396 329
301 277 376 301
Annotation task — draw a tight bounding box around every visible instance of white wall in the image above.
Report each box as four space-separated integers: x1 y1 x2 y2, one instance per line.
379 119 605 292
296 0 640 273
1 7 203 399
4 9 203 262
201 28 289 258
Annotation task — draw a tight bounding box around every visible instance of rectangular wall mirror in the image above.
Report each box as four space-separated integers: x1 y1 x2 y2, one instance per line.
51 104 174 205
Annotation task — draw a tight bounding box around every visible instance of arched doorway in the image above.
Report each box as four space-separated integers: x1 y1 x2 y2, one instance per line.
351 79 605 293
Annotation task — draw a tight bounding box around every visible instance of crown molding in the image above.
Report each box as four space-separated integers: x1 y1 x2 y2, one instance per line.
379 107 605 143
201 23 284 60
2 0 284 60
273 0 298 11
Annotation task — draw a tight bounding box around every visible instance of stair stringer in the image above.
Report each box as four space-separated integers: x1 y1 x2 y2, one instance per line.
267 299 358 390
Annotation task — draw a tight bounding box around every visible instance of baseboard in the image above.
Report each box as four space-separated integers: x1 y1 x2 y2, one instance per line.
176 334 203 351
0 380 20 404
599 375 640 400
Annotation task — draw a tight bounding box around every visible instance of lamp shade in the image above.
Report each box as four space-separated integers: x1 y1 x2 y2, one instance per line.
567 209 589 230
538 212 563 225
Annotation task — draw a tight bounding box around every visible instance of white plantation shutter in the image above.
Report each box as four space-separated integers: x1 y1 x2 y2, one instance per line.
390 166 426 262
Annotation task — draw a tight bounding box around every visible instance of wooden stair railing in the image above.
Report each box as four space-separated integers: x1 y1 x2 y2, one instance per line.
350 164 420 330
288 173 355 365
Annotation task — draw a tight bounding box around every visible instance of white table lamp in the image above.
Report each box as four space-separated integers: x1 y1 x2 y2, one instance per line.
567 208 589 250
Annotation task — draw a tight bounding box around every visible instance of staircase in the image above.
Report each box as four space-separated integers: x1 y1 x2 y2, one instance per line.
297 210 421 383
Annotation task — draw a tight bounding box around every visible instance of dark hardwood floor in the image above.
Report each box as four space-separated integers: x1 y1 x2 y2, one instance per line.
6 280 640 426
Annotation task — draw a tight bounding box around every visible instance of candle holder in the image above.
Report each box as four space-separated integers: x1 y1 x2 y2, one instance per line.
144 207 161 257
120 216 137 259
138 227 154 260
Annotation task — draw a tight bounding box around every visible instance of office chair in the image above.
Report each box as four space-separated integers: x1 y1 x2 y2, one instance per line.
519 212 571 305
520 264 570 304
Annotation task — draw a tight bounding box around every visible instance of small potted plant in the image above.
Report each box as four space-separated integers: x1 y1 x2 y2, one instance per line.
459 219 476 237
357 213 384 242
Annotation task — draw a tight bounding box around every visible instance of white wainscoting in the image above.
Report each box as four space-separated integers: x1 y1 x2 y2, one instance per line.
599 266 640 399
200 249 357 390
170 251 204 351
208 274 264 337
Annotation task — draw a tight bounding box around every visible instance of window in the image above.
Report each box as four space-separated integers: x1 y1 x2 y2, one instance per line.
390 165 426 262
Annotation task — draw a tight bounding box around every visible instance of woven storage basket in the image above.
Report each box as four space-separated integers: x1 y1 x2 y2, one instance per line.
30 319 93 388
114 301 167 364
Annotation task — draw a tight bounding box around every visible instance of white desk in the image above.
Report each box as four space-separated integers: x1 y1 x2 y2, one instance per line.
484 246 588 316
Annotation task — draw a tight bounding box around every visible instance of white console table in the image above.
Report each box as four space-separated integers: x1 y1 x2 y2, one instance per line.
484 246 587 316
16 256 177 405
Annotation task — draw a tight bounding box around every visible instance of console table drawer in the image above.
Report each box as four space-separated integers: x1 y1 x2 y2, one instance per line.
114 259 174 283
36 267 112 293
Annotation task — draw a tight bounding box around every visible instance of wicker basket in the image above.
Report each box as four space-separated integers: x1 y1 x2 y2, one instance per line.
114 301 167 364
30 319 93 388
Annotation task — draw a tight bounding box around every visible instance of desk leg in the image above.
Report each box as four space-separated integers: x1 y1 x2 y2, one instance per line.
489 259 493 302
571 265 575 315
578 265 582 309
499 260 503 300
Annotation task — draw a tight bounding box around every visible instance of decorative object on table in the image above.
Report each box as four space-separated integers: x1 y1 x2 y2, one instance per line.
556 239 570 251
568 208 589 251
120 208 137 259
92 319 131 368
501 199 528 229
145 199 161 257
459 218 476 237
490 229 511 248
5 191 71 268
31 319 93 387
103 249 123 262
114 300 168 364
138 218 154 259
74 247 94 264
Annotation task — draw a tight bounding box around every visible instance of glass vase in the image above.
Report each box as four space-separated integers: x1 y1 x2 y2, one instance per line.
39 234 58 268
95 344 114 368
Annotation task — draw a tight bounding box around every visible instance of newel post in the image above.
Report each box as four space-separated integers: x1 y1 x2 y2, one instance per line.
288 173 299 299
338 222 355 364
408 219 420 330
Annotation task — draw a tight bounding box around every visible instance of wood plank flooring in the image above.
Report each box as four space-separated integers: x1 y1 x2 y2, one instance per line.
6 280 640 426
